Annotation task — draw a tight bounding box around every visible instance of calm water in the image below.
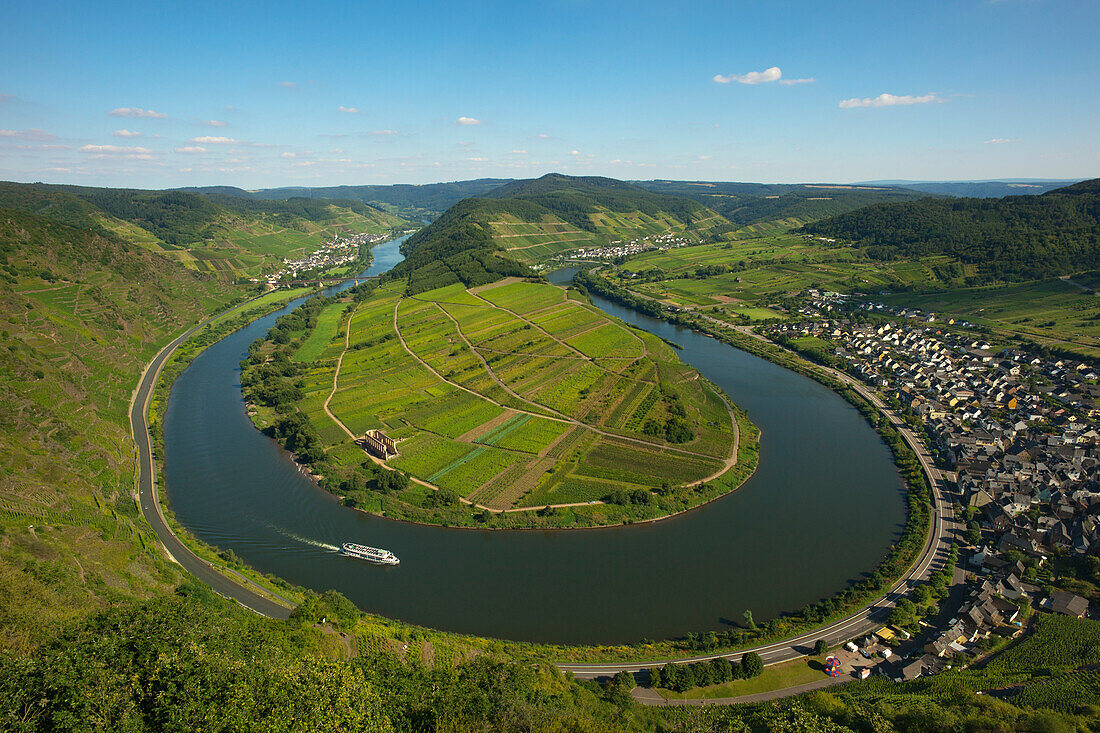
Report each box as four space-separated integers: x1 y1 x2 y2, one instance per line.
163 242 904 644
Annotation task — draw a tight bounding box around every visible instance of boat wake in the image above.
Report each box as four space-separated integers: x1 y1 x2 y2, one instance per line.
262 522 339 552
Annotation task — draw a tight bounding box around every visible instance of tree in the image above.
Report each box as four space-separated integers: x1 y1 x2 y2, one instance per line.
743 609 757 630
710 657 733 684
889 598 917 628
612 671 635 690
813 639 828 656
741 652 763 679
646 666 662 689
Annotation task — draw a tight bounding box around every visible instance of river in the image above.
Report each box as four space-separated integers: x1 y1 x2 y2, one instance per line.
163 237 904 645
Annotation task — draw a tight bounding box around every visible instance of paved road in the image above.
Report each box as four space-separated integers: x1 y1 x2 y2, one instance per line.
558 324 958 683
129 305 294 620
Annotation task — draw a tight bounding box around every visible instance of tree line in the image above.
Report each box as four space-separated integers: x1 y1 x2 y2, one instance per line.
801 180 1100 282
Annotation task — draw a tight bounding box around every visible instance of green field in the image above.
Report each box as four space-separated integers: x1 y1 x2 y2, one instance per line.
253 278 744 526
292 302 347 362
609 230 1100 357
878 277 1100 357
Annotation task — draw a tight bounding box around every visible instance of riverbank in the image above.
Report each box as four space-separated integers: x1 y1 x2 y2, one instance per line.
159 233 912 649
140 271 924 663
143 285 325 610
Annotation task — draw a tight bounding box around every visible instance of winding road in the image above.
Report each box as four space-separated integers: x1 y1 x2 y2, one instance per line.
129 302 294 620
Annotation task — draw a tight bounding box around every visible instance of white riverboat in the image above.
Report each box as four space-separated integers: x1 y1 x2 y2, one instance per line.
340 542 399 565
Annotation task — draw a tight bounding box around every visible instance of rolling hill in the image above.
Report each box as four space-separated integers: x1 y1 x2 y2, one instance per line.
0 182 409 279
799 178 1100 280
388 173 731 293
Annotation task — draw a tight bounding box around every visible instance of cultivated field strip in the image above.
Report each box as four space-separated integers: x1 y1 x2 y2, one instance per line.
295 278 737 512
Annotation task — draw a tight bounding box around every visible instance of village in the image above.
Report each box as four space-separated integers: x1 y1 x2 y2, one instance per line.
570 231 702 261
260 230 392 285
760 293 1099 682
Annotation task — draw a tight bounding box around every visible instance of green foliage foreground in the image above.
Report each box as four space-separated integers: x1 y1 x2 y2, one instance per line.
7 589 1100 732
0 586 656 733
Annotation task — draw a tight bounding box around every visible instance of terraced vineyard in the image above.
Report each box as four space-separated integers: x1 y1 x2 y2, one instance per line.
486 206 726 265
270 277 747 525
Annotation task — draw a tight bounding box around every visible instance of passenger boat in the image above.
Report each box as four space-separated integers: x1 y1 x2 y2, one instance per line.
340 542 399 565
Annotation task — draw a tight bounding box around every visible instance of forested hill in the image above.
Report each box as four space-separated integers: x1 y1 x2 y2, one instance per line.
386 196 534 294
484 173 709 228
388 173 727 294
799 178 1100 280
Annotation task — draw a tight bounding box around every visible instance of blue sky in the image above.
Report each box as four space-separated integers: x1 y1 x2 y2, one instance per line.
1 0 1096 188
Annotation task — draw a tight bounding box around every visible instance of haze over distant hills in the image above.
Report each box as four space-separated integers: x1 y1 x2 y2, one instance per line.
855 179 1084 198
176 176 1074 224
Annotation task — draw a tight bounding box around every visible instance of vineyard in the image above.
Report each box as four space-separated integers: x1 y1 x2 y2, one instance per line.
251 277 749 527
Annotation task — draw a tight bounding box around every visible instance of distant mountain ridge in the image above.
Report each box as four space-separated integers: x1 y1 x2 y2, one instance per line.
856 179 1084 198
800 178 1100 280
633 179 928 227
177 179 511 219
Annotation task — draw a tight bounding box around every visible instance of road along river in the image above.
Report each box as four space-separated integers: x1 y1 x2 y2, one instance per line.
161 242 906 645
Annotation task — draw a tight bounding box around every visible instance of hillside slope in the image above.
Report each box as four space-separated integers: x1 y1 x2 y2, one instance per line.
0 182 408 279
800 178 1100 280
0 207 246 650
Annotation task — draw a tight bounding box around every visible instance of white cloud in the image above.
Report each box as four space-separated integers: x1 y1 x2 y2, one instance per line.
112 129 142 138
0 128 57 142
570 150 580 155
174 146 208 153
713 66 782 85
536 133 551 139
201 119 227 127
79 144 154 159
190 135 237 144
279 81 297 88
778 77 816 85
370 129 398 136
109 107 166 118
839 93 941 108
466 157 488 162
338 106 360 113
983 138 1019 144
280 152 296 158
510 149 528 155
455 116 481 125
